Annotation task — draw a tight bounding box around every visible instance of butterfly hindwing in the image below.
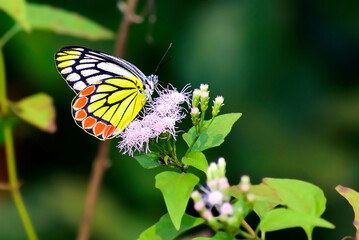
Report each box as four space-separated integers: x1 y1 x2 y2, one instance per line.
71 78 147 140
55 46 147 93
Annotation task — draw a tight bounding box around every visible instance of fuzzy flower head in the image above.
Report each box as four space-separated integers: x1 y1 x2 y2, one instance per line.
117 85 190 156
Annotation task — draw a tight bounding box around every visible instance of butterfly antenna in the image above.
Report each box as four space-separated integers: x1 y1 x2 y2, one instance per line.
154 43 172 74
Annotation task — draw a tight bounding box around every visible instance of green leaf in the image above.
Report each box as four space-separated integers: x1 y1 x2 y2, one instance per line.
155 171 199 230
12 93 56 133
182 150 208 173
183 113 242 151
0 0 30 32
134 152 162 169
193 231 236 240
263 178 326 216
257 178 334 238
138 213 204 240
336 185 359 240
259 208 334 232
27 3 114 40
248 183 281 218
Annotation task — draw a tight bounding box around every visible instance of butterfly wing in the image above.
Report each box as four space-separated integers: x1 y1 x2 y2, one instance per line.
72 78 147 140
55 46 150 140
55 46 147 93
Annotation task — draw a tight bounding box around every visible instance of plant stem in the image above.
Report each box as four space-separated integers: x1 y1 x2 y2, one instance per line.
241 219 257 239
0 24 21 49
0 49 38 240
184 116 216 156
77 0 140 239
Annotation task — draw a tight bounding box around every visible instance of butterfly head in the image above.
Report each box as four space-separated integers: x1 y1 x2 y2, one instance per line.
143 74 158 100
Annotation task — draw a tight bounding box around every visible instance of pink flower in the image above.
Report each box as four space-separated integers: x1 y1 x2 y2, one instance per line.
117 85 190 156
220 202 233 215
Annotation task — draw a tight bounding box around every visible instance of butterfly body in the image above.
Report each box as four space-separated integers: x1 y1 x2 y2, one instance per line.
55 46 158 140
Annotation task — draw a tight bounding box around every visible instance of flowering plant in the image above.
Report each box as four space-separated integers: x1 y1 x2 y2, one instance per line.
114 83 344 240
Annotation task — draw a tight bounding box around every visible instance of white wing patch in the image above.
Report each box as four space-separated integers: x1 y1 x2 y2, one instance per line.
73 81 87 91
61 67 72 74
97 62 136 79
86 74 113 85
80 59 99 64
76 64 95 70
66 73 81 81
81 69 100 77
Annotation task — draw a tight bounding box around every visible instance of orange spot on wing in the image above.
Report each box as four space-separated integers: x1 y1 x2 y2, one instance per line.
103 125 116 139
73 97 88 109
75 109 87 120
80 86 96 96
93 122 106 136
83 117 96 129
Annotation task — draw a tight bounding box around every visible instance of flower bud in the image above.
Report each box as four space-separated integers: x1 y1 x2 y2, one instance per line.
190 107 200 126
194 201 205 211
217 157 226 177
202 210 213 221
200 84 209 92
247 193 256 202
192 89 201 108
220 202 233 215
212 96 224 117
200 91 209 112
191 190 202 202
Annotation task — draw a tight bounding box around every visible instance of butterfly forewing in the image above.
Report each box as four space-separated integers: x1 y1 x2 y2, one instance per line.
55 46 146 93
72 78 147 140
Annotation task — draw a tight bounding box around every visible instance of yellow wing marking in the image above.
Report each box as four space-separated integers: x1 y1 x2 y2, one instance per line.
94 106 109 117
105 78 138 88
88 98 106 113
111 94 137 128
56 55 80 61
108 89 136 104
64 50 81 55
97 84 118 93
90 93 108 103
102 103 119 122
58 60 76 68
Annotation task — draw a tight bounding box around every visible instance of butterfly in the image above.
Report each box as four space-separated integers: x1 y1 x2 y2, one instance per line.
55 46 158 140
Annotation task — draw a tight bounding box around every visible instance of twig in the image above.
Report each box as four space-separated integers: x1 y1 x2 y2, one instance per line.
77 0 140 239
241 219 257 239
77 141 110 240
1 47 38 239
115 0 139 58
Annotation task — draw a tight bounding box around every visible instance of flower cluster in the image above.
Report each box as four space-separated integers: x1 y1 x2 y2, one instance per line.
191 158 254 232
190 84 224 126
117 85 190 156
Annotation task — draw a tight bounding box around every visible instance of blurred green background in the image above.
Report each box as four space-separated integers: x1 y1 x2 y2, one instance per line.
1 0 359 239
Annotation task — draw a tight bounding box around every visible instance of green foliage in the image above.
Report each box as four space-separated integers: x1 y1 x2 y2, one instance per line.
246 183 281 218
259 208 334 232
0 0 30 32
134 152 162 169
155 171 199 230
256 178 335 238
181 150 208 173
27 3 114 40
138 213 204 240
193 231 236 240
11 93 56 133
183 113 242 151
336 185 359 240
